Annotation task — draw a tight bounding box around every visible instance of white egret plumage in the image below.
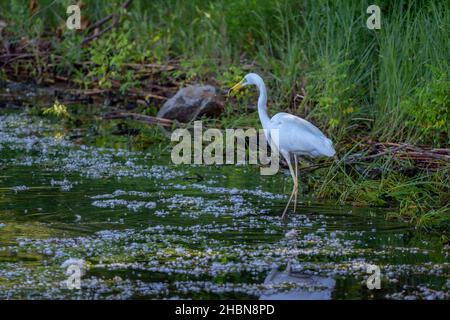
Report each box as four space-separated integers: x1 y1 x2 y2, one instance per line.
229 73 336 218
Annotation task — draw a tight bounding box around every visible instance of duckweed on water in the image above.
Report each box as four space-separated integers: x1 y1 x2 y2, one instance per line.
0 114 448 299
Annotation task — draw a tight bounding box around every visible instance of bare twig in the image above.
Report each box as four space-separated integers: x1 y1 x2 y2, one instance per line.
81 0 134 46
297 142 449 173
1 53 35 66
104 112 179 128
125 63 177 72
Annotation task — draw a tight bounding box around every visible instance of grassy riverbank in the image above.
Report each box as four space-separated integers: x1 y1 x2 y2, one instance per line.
0 0 448 230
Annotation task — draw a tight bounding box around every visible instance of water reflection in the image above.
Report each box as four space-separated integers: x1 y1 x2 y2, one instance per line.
261 260 336 300
0 112 448 299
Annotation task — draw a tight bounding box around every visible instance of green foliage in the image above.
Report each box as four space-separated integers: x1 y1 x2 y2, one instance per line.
402 68 449 146
87 20 139 92
0 0 448 231
306 59 357 136
1 1 447 144
43 100 72 119
54 34 85 77
311 155 449 230
217 66 246 89
217 66 256 117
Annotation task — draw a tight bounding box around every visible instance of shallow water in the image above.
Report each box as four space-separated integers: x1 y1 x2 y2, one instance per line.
0 111 448 299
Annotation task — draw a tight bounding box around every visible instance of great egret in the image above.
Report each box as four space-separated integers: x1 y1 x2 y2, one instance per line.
229 73 336 218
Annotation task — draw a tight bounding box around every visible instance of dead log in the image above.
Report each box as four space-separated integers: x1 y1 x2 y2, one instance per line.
104 112 179 128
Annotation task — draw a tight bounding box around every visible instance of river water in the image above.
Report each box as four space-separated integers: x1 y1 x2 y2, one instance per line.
0 110 448 299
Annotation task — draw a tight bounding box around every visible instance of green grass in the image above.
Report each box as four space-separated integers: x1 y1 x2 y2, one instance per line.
1 0 448 144
308 156 449 230
1 0 449 229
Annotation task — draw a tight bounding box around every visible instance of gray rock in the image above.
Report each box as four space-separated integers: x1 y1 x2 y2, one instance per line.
157 85 223 122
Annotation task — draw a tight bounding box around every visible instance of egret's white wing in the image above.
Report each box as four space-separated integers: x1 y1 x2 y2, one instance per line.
271 113 326 138
270 113 335 157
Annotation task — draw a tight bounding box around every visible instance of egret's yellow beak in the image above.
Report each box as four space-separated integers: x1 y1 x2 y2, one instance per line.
228 79 245 96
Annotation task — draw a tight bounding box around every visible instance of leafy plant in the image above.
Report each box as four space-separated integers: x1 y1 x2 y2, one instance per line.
306 59 357 136
87 20 139 91
43 100 72 119
402 68 449 146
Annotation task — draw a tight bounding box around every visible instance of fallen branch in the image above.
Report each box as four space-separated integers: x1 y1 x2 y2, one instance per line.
81 0 134 46
104 112 179 128
126 88 167 101
296 141 450 174
125 63 177 72
1 53 35 66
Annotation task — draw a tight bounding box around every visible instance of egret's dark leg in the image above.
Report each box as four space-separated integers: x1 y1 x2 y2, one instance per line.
293 155 299 213
281 154 296 219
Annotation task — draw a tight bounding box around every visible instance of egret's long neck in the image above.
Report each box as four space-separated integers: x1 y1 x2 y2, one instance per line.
256 82 271 130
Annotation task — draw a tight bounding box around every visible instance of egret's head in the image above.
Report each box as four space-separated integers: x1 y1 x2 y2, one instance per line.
228 73 264 95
